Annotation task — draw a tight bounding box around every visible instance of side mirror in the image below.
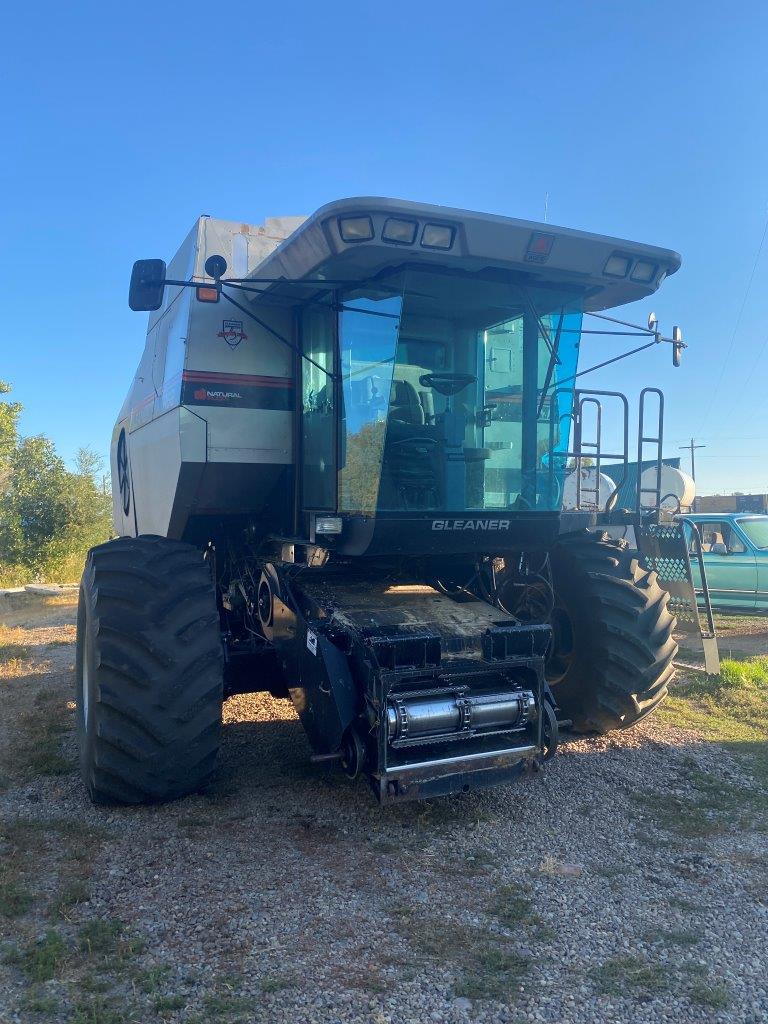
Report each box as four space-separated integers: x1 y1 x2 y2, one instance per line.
711 542 728 556
129 259 167 311
672 325 683 367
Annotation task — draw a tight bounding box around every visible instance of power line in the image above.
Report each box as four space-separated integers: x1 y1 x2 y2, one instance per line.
694 209 768 434
668 434 768 442
722 330 768 418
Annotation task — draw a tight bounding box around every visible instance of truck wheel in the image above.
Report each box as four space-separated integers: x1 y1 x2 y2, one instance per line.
76 536 223 804
547 531 676 733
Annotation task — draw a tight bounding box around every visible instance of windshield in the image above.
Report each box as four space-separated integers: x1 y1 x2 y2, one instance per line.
738 517 768 549
336 268 583 514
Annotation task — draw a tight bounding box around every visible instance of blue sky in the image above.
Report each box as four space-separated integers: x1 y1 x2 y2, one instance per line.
2 0 767 495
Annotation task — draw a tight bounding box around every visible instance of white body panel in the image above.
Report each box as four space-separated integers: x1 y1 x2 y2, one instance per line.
113 215 305 537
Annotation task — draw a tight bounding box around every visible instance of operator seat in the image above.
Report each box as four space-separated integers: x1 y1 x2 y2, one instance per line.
383 378 438 509
389 379 425 425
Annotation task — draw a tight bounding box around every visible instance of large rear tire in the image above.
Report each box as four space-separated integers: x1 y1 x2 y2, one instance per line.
76 536 224 804
547 531 676 733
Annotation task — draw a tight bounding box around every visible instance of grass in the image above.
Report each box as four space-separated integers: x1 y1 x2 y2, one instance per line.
202 993 254 1016
70 994 133 1024
6 688 75 779
635 764 758 839
403 916 530 1002
592 954 732 1008
643 927 702 947
20 987 59 1014
154 994 186 1013
0 642 30 661
661 656 768 787
490 886 539 928
690 980 730 1008
78 918 145 969
53 878 90 919
259 974 295 993
455 944 529 1001
591 954 669 997
637 656 768 837
0 817 104 939
21 929 69 982
0 877 34 917
131 964 172 994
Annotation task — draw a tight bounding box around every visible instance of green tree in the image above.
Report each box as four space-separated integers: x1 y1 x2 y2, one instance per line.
0 382 112 585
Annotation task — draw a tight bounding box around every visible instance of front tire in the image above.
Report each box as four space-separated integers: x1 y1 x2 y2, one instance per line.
76 536 224 804
547 531 677 733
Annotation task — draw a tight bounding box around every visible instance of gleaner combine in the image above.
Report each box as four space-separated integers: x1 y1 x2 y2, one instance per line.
75 198 716 805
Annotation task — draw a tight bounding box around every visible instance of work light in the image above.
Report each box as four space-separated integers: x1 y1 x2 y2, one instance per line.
603 254 631 277
338 216 374 242
421 224 454 250
630 260 657 283
383 218 418 244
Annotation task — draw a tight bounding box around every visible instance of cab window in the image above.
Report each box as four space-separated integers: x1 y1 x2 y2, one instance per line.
695 521 746 555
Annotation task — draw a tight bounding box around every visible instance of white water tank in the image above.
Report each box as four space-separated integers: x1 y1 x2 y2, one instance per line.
562 468 617 510
640 465 696 511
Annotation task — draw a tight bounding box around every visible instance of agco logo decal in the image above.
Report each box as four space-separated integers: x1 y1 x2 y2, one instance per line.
193 388 243 401
217 319 248 348
431 519 511 531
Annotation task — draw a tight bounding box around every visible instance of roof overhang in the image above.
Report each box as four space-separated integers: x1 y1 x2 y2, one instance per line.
247 197 681 312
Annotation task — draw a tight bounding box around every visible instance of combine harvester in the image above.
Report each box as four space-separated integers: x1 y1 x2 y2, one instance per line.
76 198 716 805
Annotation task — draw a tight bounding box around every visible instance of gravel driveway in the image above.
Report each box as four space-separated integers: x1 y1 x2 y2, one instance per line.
1 597 766 1024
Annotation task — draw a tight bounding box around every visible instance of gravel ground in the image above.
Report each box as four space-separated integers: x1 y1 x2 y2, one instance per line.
677 613 768 665
1 598 767 1024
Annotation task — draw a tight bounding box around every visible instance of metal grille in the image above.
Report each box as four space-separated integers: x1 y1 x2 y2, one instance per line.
636 521 720 674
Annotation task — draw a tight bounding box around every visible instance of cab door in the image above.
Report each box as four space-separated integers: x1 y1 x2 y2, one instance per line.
694 519 758 610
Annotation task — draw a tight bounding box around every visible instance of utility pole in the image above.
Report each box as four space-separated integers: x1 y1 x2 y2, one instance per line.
679 438 706 510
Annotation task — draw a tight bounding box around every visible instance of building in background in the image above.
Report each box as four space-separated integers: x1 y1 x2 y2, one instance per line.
697 493 768 514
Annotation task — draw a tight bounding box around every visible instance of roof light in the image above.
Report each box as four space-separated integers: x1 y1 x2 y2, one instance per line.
421 224 454 250
631 260 657 283
382 218 417 245
338 216 374 243
196 285 219 303
603 254 631 278
525 231 555 263
315 516 343 535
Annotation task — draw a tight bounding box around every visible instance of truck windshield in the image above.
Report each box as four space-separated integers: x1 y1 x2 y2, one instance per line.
337 268 583 514
738 517 768 549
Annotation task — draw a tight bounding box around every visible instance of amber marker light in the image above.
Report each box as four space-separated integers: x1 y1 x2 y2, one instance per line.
196 286 220 303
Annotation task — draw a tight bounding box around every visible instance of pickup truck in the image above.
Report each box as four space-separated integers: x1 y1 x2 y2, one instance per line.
681 513 768 612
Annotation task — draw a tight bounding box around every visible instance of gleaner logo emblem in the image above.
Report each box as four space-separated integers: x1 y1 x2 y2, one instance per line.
217 319 248 348
432 519 511 531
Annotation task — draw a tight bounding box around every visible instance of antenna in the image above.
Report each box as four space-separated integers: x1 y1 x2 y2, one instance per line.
544 192 549 223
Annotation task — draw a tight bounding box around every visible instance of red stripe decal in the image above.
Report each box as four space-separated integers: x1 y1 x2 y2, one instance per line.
182 370 293 388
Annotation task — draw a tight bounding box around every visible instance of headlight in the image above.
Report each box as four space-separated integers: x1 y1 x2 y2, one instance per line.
315 516 343 535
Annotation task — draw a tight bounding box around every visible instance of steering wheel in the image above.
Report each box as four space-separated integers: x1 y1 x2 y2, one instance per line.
419 372 477 396
389 437 439 457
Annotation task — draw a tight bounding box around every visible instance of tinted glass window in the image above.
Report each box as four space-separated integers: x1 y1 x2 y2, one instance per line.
696 521 746 554
738 517 768 549
337 269 584 514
